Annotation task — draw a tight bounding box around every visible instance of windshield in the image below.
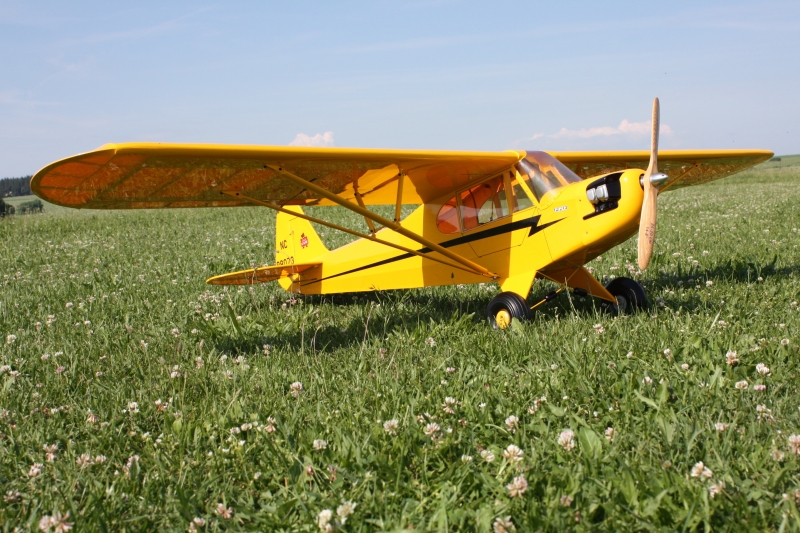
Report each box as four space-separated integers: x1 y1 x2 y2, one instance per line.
515 151 582 201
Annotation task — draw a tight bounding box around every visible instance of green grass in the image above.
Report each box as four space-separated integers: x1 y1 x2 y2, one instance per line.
1 166 799 531
1 195 37 207
757 154 800 170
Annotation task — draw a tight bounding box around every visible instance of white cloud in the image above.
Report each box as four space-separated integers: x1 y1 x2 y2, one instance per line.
531 120 673 141
289 131 335 147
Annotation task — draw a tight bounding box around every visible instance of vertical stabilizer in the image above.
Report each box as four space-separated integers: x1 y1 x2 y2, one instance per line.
275 206 329 266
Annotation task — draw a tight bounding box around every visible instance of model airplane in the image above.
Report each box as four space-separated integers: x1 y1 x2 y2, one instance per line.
32 100 771 327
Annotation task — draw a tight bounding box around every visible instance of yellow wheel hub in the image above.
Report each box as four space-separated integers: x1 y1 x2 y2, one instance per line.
495 309 511 329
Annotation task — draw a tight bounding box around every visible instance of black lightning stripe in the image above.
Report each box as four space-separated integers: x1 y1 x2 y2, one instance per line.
300 215 564 286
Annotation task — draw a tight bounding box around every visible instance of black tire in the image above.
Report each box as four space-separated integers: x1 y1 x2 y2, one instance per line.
603 277 647 314
486 292 530 329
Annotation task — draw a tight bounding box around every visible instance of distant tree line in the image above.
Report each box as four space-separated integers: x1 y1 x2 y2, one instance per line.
0 196 44 218
1 176 33 197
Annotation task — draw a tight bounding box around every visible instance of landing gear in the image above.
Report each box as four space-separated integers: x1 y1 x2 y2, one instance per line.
486 292 530 329
603 277 647 314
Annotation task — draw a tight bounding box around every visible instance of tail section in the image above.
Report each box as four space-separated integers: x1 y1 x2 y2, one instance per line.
275 206 329 265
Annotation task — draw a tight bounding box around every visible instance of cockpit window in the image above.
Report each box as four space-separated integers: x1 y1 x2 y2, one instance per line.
460 175 509 231
515 151 582 201
436 196 460 234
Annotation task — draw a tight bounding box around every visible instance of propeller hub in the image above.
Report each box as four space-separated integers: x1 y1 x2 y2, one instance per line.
639 172 669 188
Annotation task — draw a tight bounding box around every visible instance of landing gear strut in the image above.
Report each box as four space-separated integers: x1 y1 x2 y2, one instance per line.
602 277 647 314
486 292 530 329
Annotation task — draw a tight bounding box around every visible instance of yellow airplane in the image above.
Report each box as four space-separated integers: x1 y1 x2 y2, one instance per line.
31 99 771 327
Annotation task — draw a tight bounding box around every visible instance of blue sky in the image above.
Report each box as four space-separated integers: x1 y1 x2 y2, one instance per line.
1 1 798 177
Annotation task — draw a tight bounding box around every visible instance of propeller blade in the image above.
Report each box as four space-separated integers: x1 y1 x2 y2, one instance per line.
637 98 660 270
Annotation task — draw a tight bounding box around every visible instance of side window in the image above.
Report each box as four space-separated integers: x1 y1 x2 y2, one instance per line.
436 196 459 234
460 175 509 231
510 173 535 211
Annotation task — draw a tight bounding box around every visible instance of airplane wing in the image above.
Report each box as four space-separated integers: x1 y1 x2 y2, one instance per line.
31 143 521 209
32 144 770 210
549 149 772 191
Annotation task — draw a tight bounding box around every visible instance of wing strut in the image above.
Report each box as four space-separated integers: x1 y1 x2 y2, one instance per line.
221 191 486 277
260 165 498 279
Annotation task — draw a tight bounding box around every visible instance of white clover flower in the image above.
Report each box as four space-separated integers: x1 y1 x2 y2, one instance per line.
664 348 672 357
127 402 139 413
706 280 713 287
480 449 496 463
756 363 770 375
772 449 786 461
725 350 739 366
558 429 576 451
714 423 729 432
424 422 441 437
5 334 17 345
593 324 604 334
506 474 528 498
681 363 690 371
336 501 356 524
38 511 72 533
754 384 766 392
709 481 724 498
503 444 523 463
442 396 458 414
461 454 473 463
425 337 436 347
505 415 519 433
66 302 74 308
550 364 558 370
781 338 790 346
76 453 93 469
788 434 800 455
170 371 181 379
383 419 400 435
27 463 43 477
313 439 327 451
734 380 748 390
642 376 653 385
317 509 333 531
690 461 712 479
215 503 233 519
605 427 615 440
756 404 774 422
290 381 304 397
492 516 516 533
171 328 180 337
560 494 574 506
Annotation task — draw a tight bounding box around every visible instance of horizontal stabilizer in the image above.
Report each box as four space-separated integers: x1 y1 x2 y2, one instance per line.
206 263 320 285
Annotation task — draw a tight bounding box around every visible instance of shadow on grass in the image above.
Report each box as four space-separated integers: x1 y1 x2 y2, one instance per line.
206 258 799 354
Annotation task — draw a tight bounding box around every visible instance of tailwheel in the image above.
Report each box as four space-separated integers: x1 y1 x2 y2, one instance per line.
486 292 530 329
603 277 647 314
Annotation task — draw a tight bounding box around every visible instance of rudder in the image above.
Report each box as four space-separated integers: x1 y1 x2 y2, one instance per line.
275 206 329 266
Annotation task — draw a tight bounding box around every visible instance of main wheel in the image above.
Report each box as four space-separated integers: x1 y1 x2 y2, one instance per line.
486 292 530 329
603 277 647 314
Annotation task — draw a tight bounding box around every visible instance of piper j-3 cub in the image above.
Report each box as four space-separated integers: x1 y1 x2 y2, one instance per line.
32 99 771 327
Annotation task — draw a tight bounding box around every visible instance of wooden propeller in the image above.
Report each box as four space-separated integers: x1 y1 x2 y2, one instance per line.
637 98 660 270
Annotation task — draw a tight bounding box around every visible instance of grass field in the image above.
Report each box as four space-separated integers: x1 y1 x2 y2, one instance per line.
1 165 799 531
757 154 800 170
